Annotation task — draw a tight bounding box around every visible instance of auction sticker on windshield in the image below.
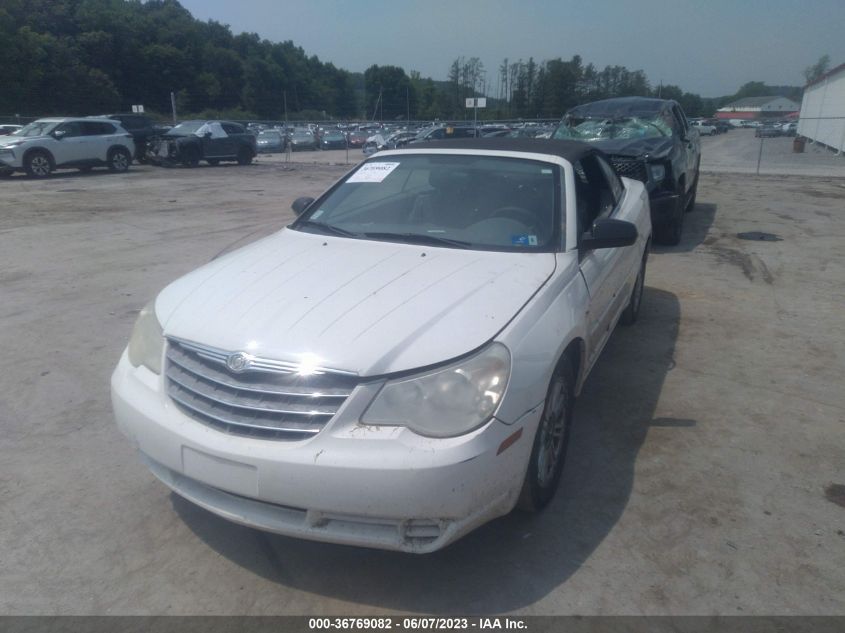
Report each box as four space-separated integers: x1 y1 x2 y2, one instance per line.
347 162 400 183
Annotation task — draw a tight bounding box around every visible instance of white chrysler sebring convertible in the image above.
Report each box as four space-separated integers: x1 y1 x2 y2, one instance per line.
111 139 651 553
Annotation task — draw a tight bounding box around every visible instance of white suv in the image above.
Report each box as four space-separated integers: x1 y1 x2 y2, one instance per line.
0 117 135 178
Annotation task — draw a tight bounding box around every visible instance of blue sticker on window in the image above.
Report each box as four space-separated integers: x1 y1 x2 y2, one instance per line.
511 235 538 246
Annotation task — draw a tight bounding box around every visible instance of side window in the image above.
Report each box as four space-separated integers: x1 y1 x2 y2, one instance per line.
56 121 84 138
221 123 244 135
82 122 115 136
596 156 624 203
672 106 689 134
429 128 445 140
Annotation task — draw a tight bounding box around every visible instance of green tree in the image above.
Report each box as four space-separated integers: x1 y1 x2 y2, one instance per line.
804 54 830 83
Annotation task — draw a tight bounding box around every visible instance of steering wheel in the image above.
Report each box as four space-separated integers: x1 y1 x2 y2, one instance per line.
489 206 536 227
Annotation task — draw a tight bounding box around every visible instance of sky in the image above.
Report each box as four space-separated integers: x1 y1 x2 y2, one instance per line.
180 0 845 98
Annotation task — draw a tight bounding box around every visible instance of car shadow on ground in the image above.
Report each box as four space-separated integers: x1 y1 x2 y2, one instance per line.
652 202 717 255
173 287 681 613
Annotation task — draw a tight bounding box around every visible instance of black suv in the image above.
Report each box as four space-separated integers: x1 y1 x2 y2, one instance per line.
92 114 170 161
147 120 257 167
554 97 701 245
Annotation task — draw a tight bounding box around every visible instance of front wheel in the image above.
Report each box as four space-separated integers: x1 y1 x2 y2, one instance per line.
620 251 648 325
655 188 685 246
517 359 575 512
107 148 131 173
181 147 200 168
24 151 53 178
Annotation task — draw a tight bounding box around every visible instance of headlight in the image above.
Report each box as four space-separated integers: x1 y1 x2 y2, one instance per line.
127 301 164 374
361 343 510 438
648 163 666 182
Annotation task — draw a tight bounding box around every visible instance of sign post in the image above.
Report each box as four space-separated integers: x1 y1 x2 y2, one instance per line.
465 98 487 135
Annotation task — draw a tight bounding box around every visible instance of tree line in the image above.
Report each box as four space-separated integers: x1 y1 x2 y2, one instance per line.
0 0 806 122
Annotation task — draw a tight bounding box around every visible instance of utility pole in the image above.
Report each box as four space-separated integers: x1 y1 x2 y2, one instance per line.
371 88 382 122
406 85 410 122
284 90 288 124
170 91 177 123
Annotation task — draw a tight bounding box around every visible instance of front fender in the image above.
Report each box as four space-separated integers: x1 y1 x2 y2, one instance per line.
495 252 590 424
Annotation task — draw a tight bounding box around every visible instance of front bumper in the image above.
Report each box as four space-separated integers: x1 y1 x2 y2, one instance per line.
110 351 533 553
0 151 21 169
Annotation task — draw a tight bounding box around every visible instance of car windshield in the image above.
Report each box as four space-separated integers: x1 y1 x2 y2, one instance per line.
166 121 205 136
15 121 59 137
324 132 345 140
554 116 670 141
293 132 312 139
293 154 561 252
259 131 282 139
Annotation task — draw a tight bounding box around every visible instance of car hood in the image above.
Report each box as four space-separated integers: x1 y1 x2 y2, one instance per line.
0 136 38 147
156 229 556 376
585 136 674 159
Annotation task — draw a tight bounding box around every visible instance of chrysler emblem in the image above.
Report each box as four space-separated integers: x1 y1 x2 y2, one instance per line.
226 352 251 373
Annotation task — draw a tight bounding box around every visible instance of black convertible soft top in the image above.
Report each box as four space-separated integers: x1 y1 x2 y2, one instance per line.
402 138 600 164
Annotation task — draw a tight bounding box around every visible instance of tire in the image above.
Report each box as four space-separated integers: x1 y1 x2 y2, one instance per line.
686 166 699 213
236 147 253 165
107 147 131 173
24 150 53 178
620 251 648 326
517 358 576 512
654 184 685 246
207 159 219 166
181 147 200 168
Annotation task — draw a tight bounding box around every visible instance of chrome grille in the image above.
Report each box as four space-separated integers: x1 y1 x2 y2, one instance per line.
609 155 648 183
165 338 357 440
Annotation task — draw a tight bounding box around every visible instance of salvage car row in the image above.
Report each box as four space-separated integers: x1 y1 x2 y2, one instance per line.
1 97 700 249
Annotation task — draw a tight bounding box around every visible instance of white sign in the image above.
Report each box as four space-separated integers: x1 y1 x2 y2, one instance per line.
346 162 401 183
465 98 487 108
131 105 145 113
465 98 475 108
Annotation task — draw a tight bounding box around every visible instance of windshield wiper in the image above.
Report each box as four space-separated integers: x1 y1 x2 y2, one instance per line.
295 220 359 238
363 232 472 249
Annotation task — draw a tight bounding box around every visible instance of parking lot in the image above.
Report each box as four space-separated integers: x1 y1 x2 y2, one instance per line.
1 148 843 615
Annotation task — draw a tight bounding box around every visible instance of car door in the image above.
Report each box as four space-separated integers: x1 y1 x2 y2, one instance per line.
51 121 87 165
81 121 119 162
219 123 247 156
576 155 624 365
672 104 698 196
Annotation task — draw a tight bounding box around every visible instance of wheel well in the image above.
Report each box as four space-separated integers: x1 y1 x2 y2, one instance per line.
557 338 584 391
108 145 130 156
23 147 54 167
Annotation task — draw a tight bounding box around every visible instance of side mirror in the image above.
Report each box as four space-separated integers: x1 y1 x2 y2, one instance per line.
291 196 315 216
52 129 67 140
581 218 638 250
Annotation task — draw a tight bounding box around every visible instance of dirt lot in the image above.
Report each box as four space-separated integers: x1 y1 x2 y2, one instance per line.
0 160 843 615
701 128 845 178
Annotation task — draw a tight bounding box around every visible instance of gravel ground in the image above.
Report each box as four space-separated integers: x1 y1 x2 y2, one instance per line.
0 162 843 615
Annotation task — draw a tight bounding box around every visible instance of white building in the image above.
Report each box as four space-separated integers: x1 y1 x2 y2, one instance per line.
798 63 845 154
716 96 800 121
